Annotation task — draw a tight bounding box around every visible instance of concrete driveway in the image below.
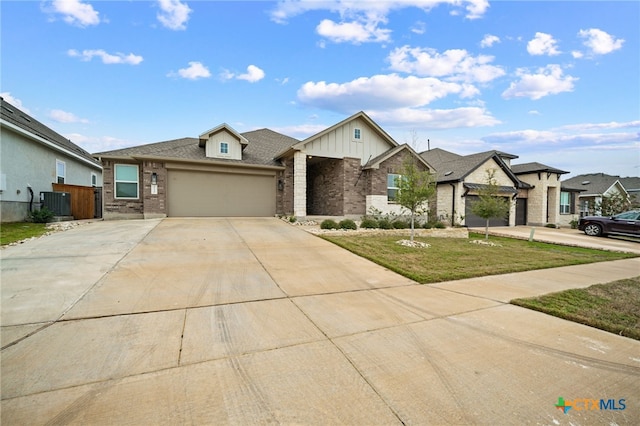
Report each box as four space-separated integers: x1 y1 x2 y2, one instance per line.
2 218 639 425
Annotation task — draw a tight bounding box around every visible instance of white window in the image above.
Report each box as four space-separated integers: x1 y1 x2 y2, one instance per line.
353 128 361 141
91 173 98 187
56 160 66 184
114 164 139 199
387 173 401 202
560 191 571 214
220 142 229 154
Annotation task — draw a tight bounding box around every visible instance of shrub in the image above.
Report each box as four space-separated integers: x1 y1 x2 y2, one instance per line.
29 207 55 223
339 219 357 230
289 216 297 223
433 221 446 229
320 219 339 230
392 220 408 229
378 219 393 229
569 219 579 229
423 222 433 229
545 223 557 229
360 218 379 229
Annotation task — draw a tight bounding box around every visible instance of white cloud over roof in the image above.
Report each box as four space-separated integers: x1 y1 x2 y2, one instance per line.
502 65 577 100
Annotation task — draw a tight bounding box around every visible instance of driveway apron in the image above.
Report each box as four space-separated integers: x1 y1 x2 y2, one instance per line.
2 218 639 425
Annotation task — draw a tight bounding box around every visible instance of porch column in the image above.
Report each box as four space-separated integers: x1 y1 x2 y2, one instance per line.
293 151 307 218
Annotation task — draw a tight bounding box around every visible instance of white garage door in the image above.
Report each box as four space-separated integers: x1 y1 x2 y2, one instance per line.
168 169 276 217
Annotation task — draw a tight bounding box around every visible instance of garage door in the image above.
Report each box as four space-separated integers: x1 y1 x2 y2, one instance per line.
464 195 509 227
167 169 276 217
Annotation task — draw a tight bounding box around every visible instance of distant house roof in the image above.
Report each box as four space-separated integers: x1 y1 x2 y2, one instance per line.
561 173 628 197
0 97 101 169
94 128 299 169
511 162 568 175
420 148 525 187
619 177 640 193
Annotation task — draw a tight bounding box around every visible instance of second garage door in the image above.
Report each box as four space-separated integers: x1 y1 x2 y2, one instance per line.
167 169 276 217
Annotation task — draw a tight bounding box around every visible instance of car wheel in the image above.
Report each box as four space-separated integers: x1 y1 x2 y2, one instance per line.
583 223 602 237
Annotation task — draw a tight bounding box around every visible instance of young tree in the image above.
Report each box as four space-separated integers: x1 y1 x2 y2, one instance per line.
395 156 436 241
470 169 511 240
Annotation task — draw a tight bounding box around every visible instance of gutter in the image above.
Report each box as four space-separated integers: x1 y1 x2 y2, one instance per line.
98 153 286 171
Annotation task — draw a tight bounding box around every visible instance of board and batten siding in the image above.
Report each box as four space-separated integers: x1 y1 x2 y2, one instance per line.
204 129 243 160
301 117 393 164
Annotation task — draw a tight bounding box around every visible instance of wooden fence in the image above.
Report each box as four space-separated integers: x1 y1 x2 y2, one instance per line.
52 183 101 220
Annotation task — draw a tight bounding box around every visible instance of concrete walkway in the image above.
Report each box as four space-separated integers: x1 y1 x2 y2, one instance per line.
1 218 639 425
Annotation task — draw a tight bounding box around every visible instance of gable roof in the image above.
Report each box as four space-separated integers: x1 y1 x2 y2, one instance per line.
198 123 248 148
363 144 435 171
421 148 524 187
511 162 568 175
1 97 101 169
275 111 397 159
95 128 299 168
562 173 629 197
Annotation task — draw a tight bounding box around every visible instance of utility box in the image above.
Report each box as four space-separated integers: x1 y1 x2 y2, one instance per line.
40 191 72 216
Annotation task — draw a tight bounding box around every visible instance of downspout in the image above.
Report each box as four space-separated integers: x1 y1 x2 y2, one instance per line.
450 183 456 226
27 184 34 212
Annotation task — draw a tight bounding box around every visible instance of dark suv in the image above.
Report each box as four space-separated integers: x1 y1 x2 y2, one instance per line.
578 210 640 237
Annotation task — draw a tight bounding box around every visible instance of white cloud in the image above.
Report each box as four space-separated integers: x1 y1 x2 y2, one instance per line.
571 50 584 59
270 1 489 44
369 107 500 129
480 34 500 48
578 28 624 55
316 19 391 44
169 61 211 80
271 124 328 139
49 109 89 124
387 46 505 84
66 133 137 154
528 110 540 115
0 92 30 113
502 65 577 100
411 21 426 35
221 65 266 83
67 49 143 65
527 32 560 56
558 120 640 131
237 65 266 83
47 0 100 27
157 0 192 31
297 74 473 112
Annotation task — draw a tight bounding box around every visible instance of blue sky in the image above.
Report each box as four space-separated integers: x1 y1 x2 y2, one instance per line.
2 0 638 178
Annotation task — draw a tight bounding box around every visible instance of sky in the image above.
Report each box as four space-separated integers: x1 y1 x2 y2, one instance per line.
2 0 639 178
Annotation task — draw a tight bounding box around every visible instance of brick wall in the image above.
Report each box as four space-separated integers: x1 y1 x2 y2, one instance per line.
277 157 295 215
102 160 144 219
343 157 367 215
141 161 167 218
307 158 344 215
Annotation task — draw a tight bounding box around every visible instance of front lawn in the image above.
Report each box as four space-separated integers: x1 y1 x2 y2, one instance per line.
0 222 48 246
320 232 637 284
512 277 640 340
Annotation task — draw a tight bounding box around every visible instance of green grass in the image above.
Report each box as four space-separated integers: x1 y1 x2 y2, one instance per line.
320 232 637 284
512 277 640 340
1 222 49 246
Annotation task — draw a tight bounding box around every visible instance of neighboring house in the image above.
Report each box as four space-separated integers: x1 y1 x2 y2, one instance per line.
562 173 633 217
95 111 434 220
0 97 103 222
420 149 569 227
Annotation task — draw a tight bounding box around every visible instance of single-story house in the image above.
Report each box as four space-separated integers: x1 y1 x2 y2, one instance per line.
0 97 103 222
562 173 634 217
420 148 569 227
94 111 434 220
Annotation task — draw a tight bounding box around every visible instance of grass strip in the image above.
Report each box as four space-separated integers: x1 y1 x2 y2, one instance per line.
512 277 640 340
320 232 637 284
1 222 48 246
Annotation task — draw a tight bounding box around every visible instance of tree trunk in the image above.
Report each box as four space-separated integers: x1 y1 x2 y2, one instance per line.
485 219 489 240
410 212 415 242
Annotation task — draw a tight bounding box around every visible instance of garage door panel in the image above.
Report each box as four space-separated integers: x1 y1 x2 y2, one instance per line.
464 195 509 227
168 170 275 217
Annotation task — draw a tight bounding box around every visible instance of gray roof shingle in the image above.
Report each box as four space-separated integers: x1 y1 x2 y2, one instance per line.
1 97 100 167
94 128 300 167
561 173 623 195
511 162 568 175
